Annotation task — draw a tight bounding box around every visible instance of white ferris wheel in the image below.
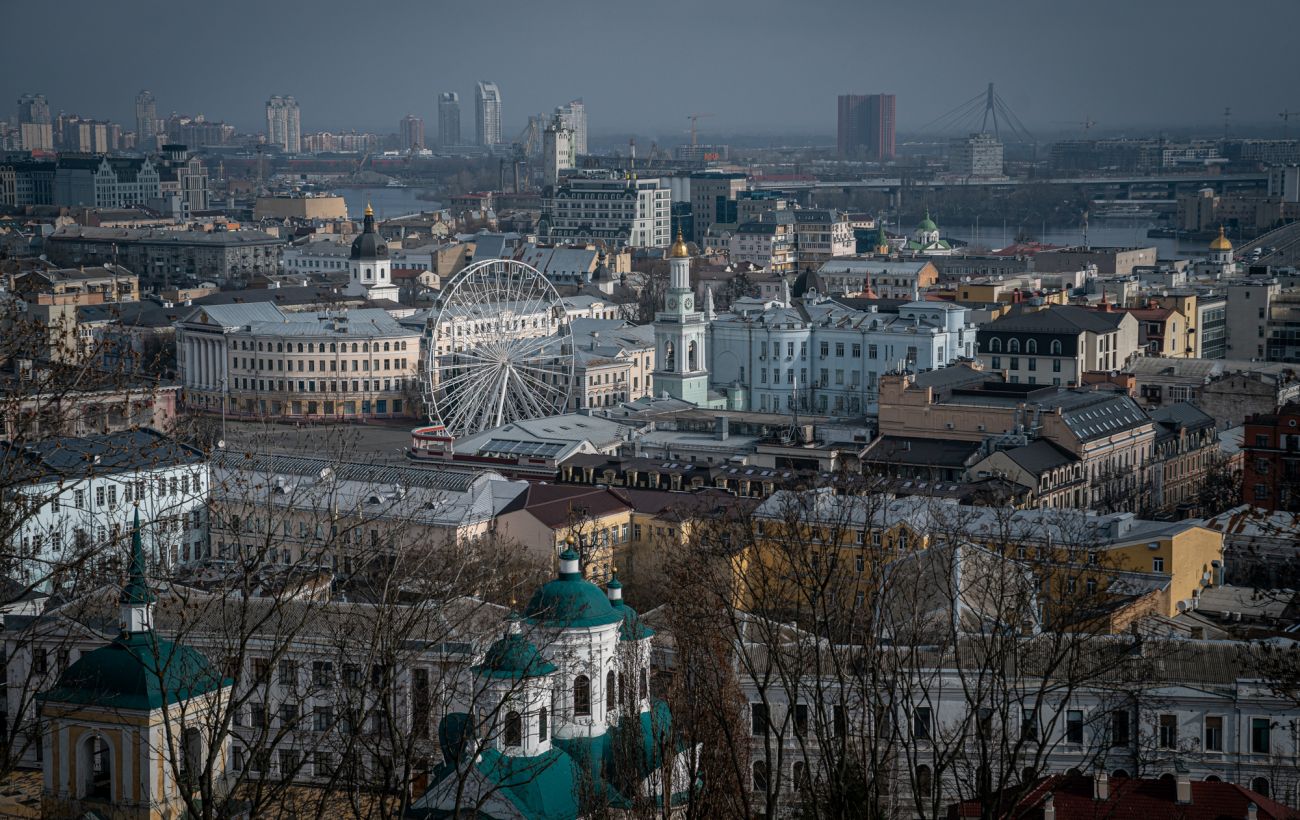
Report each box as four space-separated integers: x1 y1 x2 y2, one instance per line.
423 259 574 437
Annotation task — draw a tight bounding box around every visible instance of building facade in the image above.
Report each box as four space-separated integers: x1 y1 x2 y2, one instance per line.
437 92 461 148
977 305 1140 388
544 172 671 249
1241 402 1300 511
45 227 283 287
134 89 157 147
950 132 1004 177
176 303 420 421
709 296 975 415
398 114 424 151
51 156 162 209
556 98 587 156
837 93 895 161
475 81 502 146
2 429 208 589
265 95 301 153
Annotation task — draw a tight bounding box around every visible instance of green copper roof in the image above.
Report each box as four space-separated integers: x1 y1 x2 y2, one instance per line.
524 550 621 629
472 628 557 679
918 211 938 232
38 631 228 711
120 508 154 608
610 599 654 641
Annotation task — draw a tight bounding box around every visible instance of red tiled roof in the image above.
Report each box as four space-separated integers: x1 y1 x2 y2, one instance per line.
948 775 1298 820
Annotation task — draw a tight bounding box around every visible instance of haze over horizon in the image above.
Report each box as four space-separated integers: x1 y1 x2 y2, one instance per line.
4 0 1297 141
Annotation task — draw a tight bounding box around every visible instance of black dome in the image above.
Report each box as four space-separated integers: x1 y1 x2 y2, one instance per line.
350 211 388 260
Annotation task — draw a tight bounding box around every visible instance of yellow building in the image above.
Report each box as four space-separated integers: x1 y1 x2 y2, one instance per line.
743 489 1223 632
38 515 232 818
493 484 635 582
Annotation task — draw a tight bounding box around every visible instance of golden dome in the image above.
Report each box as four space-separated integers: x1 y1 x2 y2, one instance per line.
669 228 690 258
364 202 374 218
1209 226 1232 252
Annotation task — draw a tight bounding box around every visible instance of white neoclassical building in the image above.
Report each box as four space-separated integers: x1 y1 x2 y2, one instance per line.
707 294 975 415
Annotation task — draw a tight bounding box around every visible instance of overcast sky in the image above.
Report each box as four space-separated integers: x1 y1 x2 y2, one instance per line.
5 0 1295 140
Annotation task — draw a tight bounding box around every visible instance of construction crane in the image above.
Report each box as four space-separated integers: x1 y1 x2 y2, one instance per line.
1280 109 1300 139
687 113 715 147
1050 118 1097 138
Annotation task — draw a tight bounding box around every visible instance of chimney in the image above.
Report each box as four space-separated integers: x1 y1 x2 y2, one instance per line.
1093 771 1109 801
1176 773 1192 805
1043 794 1056 820
716 415 729 441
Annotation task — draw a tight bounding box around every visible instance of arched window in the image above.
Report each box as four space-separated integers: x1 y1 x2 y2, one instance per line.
1026 339 1038 354
793 761 810 791
362 342 370 352
276 342 283 352
664 341 675 370
330 343 337 353
573 675 590 716
1203 775 1220 782
79 734 113 800
1050 339 1062 355
688 340 698 371
1111 769 1130 779
297 343 304 353
989 337 1002 353
619 672 628 706
916 764 933 797
351 343 359 353
538 707 548 742
606 670 616 711
383 342 390 352
752 760 769 792
504 711 521 747
1008 338 1020 353
1252 777 1270 798
639 668 648 700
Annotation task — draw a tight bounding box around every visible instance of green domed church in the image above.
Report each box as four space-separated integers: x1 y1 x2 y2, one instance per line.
412 546 695 819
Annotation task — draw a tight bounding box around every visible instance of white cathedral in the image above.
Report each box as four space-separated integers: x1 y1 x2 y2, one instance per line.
652 231 726 408
343 203 401 303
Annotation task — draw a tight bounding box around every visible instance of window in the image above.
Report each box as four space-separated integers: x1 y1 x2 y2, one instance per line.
753 760 769 791
314 706 333 732
1111 709 1130 747
1050 339 1062 355
1021 708 1037 741
1026 339 1038 354
913 706 932 741
751 703 769 735
833 704 847 737
1158 714 1177 749
312 661 333 687
504 711 522 747
794 703 809 736
573 675 591 716
992 356 1002 369
279 659 297 686
1152 557 1165 572
1066 710 1084 744
1251 718 1271 754
1008 338 1020 353
538 707 548 742
639 668 648 700
916 764 933 798
606 670 616 711
1204 716 1223 751
989 337 1002 353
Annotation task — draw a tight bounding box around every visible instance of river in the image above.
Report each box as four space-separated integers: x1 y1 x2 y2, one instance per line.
338 187 441 220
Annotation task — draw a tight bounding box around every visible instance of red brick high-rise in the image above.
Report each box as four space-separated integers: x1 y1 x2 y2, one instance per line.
837 93 895 161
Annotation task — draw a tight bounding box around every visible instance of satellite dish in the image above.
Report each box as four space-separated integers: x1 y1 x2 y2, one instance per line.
319 467 333 480
216 439 226 450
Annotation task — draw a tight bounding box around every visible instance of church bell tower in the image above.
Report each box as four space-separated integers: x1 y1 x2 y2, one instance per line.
653 230 710 405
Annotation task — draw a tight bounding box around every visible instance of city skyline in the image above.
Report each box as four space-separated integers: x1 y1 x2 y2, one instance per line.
4 0 1298 140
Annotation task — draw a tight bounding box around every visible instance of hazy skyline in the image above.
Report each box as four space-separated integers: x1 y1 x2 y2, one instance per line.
5 0 1297 141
